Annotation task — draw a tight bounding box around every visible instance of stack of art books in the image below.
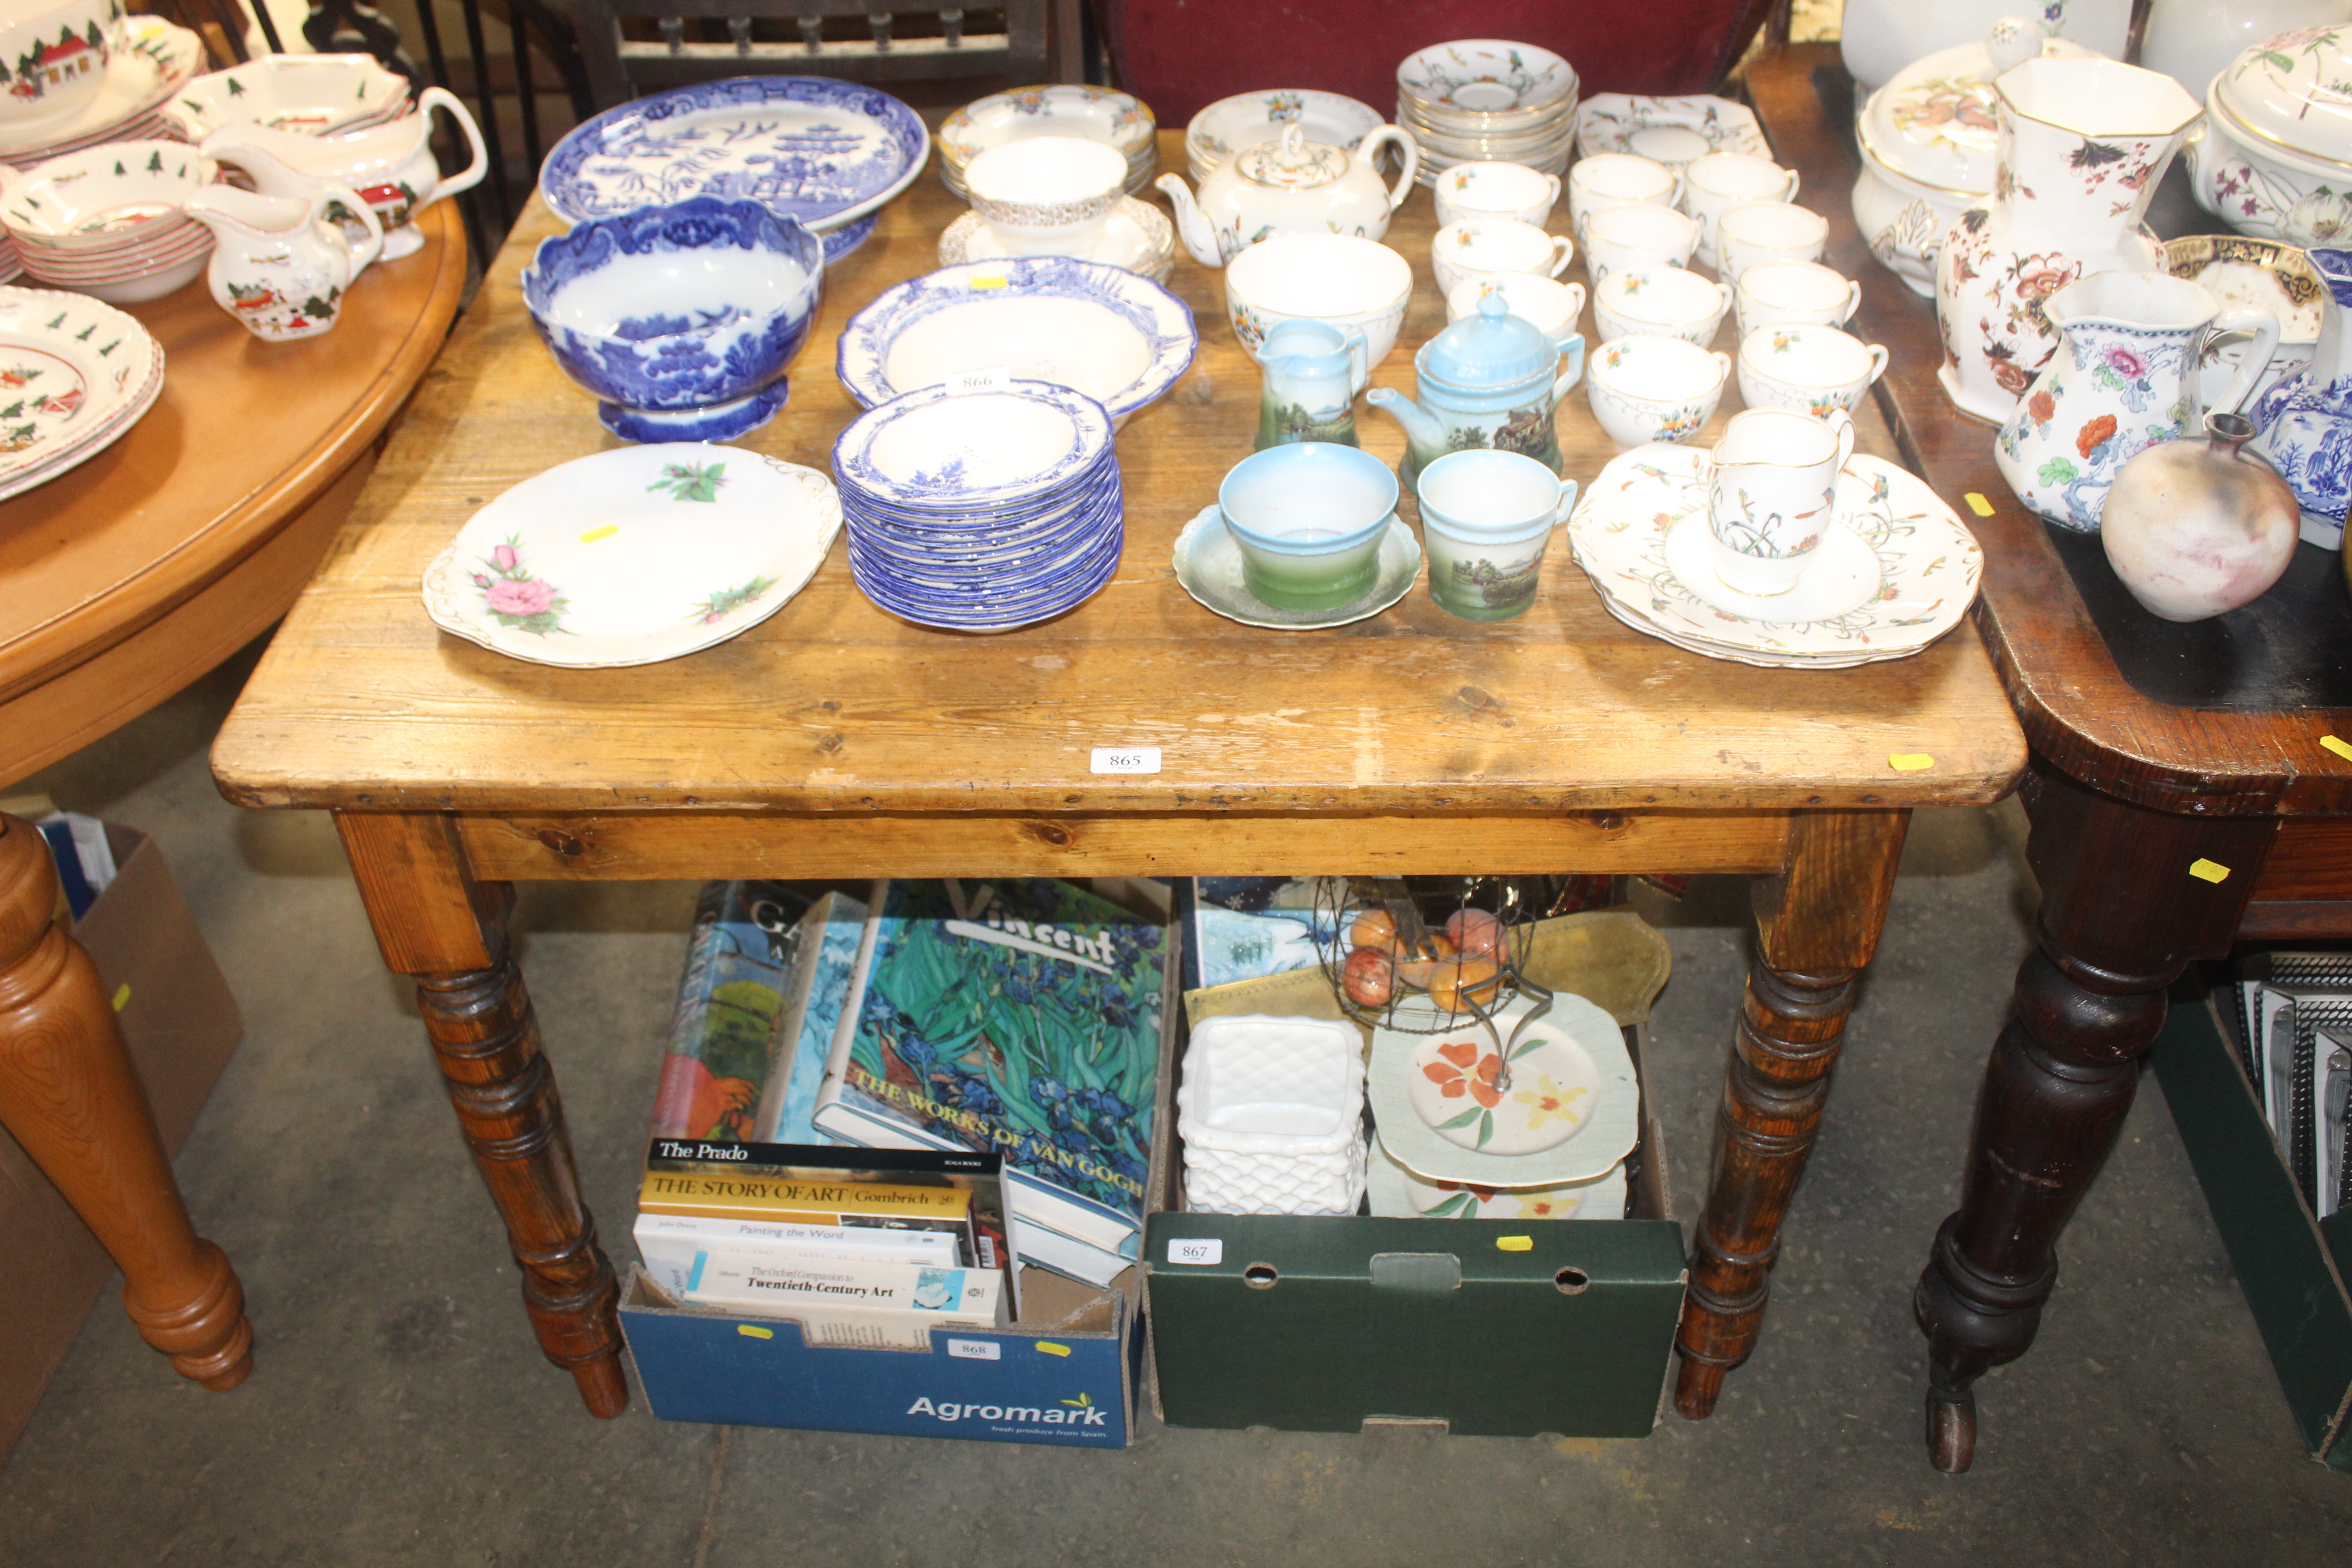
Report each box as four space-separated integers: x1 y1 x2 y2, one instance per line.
2234 952 2352 1222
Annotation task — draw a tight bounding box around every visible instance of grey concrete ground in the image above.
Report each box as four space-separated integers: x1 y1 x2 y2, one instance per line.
3 648 2351 1567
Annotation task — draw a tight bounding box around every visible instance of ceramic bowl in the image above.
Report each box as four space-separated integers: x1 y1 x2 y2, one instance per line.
159 51 410 140
523 196 824 444
1736 323 1890 418
1593 265 1733 348
836 254 1196 427
1585 333 1730 449
1431 159 1560 227
1732 259 1863 341
1442 272 1584 348
1225 232 1412 389
2163 234 2327 410
1581 201 1698 286
963 135 1128 256
1218 441 1399 609
1430 216 1571 297
1566 152 1679 245
0 139 212 253
938 84 1155 199
1186 89 1385 182
0 0 116 134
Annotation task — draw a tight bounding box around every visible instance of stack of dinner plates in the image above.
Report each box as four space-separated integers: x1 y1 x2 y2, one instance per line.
831 379 1124 633
1396 39 1579 183
937 83 1156 200
0 284 165 503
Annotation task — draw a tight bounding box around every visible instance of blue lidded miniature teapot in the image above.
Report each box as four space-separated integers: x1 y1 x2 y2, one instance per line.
1366 292 1586 486
1255 319 1366 449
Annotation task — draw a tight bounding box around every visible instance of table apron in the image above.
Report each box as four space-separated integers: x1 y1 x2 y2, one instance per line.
435 808 1798 881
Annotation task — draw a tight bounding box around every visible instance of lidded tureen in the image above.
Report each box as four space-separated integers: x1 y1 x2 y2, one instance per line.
1849 16 2102 294
2188 24 2352 248
1156 120 1418 266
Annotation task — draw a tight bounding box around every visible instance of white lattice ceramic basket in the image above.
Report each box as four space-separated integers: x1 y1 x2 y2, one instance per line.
1178 1014 1367 1215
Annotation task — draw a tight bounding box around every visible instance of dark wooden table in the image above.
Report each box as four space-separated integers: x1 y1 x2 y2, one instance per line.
1749 45 2352 1472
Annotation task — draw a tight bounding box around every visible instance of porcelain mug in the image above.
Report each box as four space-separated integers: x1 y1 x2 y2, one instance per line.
1737 323 1890 418
1443 273 1585 349
1733 259 1862 341
1431 217 1572 298
1706 405 1856 596
1567 153 1681 246
1433 161 1562 228
964 135 1129 256
1582 202 1699 288
1218 441 1400 609
1585 333 1731 449
1681 152 1800 269
1415 448 1578 621
1715 201 1828 284
1593 265 1733 348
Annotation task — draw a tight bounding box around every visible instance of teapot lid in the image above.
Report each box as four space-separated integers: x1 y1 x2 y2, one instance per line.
1417 292 1557 387
1857 17 2102 196
1235 122 1348 189
2214 24 2352 173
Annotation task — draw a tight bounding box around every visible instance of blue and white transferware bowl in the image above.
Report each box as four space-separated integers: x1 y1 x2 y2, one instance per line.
523 196 823 443
537 76 926 262
836 256 1195 426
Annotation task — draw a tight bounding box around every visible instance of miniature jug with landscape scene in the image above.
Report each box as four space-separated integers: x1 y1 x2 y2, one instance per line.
2253 245 2352 545
1255 319 1365 448
1994 269 2277 529
1934 55 2206 423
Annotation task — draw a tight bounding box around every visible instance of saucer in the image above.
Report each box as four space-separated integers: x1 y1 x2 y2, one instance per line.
1365 1133 1628 1220
1661 509 1882 624
1574 93 1769 165
936 197 1174 282
1171 504 1419 629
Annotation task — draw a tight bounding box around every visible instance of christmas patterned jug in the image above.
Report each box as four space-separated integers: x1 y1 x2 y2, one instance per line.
1934 55 2205 423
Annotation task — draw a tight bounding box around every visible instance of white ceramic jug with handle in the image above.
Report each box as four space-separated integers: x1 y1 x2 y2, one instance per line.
184 182 384 340
198 85 487 260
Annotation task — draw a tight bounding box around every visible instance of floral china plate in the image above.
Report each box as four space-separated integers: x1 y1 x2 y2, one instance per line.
0 19 203 160
1367 993 1638 1187
0 286 164 499
1573 93 1769 167
1566 444 1981 665
1365 1133 1628 1221
421 445 841 668
537 77 927 245
1171 505 1420 629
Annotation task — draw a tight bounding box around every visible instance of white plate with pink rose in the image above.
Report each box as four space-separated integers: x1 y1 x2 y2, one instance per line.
421 443 842 667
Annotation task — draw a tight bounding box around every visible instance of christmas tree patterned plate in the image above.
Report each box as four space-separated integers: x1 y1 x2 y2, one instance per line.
1366 1132 1628 1221
0 285 163 499
421 445 841 667
1367 992 1638 1187
0 19 203 162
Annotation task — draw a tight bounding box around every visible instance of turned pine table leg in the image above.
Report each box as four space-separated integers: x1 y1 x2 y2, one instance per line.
0 814 253 1388
337 812 626 1417
1912 765 2272 1472
1676 808 1911 1418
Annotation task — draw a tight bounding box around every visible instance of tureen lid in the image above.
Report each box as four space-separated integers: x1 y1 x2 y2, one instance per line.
1417 292 1557 387
2214 24 2352 172
1235 122 1348 189
1857 16 2102 197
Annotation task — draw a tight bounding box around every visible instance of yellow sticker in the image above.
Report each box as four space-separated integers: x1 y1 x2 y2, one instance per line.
970 274 1009 290
111 983 130 1012
1964 492 1995 516
736 1324 774 1340
1496 1236 1533 1252
1035 1341 1071 1357
2324 734 2352 763
578 524 619 544
1889 753 1935 772
2190 858 2231 883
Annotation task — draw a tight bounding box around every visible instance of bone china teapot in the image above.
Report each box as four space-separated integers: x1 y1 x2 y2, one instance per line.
1156 121 1420 266
199 86 489 260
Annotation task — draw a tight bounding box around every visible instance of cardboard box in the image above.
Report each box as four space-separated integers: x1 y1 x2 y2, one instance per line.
1144 908 1688 1437
0 823 244 1460
2150 985 2352 1470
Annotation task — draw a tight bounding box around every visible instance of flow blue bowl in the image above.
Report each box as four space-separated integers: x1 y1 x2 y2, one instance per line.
523 196 824 443
1217 442 1399 610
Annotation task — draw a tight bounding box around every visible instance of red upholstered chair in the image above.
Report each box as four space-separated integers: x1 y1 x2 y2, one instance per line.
1096 0 1783 127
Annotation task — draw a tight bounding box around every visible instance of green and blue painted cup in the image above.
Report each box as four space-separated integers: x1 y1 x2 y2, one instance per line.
1415 448 1577 620
1218 442 1398 610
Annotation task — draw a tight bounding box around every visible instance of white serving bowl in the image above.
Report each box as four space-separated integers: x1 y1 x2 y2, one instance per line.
1223 232 1412 390
0 138 214 253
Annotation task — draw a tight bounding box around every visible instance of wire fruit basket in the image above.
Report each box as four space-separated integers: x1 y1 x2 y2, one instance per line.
1312 875 1565 1037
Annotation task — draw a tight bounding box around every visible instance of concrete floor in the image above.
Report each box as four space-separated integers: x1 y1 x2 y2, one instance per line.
4 649 2352 1567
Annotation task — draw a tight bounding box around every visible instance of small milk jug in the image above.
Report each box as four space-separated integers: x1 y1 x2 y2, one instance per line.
1255 319 1365 449
184 183 385 341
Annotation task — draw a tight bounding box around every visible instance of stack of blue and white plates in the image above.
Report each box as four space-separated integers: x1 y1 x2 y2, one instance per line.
831 379 1124 632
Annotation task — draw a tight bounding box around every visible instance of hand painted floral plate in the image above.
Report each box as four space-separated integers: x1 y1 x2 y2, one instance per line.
1573 93 1769 167
1366 1132 1628 1221
421 445 841 667
1368 993 1638 1186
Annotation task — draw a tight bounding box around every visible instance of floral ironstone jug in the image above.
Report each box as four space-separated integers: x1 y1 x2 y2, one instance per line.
1994 270 2277 530
2252 245 2352 548
1934 55 2206 424
1366 293 1586 488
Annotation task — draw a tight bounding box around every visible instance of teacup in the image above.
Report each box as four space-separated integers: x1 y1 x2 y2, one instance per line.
1219 441 1400 609
0 0 115 133
1733 259 1862 341
1567 153 1680 246
1593 265 1733 348
1715 201 1828 284
1431 217 1572 298
1585 333 1730 450
1582 203 1698 288
1681 153 1800 270
1444 273 1585 349
964 135 1128 256
1707 406 1856 596
1736 323 1890 418
1433 161 1561 228
1415 448 1577 621
1225 233 1413 392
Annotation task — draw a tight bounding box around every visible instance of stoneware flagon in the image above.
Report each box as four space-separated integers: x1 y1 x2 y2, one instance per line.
1366 291 1584 487
199 84 488 260
2253 245 2352 547
183 181 383 341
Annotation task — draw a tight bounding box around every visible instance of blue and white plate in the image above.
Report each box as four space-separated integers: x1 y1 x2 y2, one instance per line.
834 380 1113 508
538 77 927 257
836 256 1196 424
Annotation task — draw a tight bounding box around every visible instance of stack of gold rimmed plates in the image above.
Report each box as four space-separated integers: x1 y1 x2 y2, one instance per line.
937 84 1156 200
0 284 165 503
1564 444 1982 669
1396 38 1579 184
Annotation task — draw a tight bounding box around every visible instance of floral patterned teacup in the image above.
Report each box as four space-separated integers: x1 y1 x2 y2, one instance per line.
1681 152 1800 269
1736 323 1890 421
1732 258 1862 341
1433 160 1562 228
1443 272 1584 348
1582 202 1699 288
1430 216 1572 298
1585 333 1730 450
1715 200 1828 284
1706 405 1856 596
1593 265 1734 348
1567 152 1681 247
